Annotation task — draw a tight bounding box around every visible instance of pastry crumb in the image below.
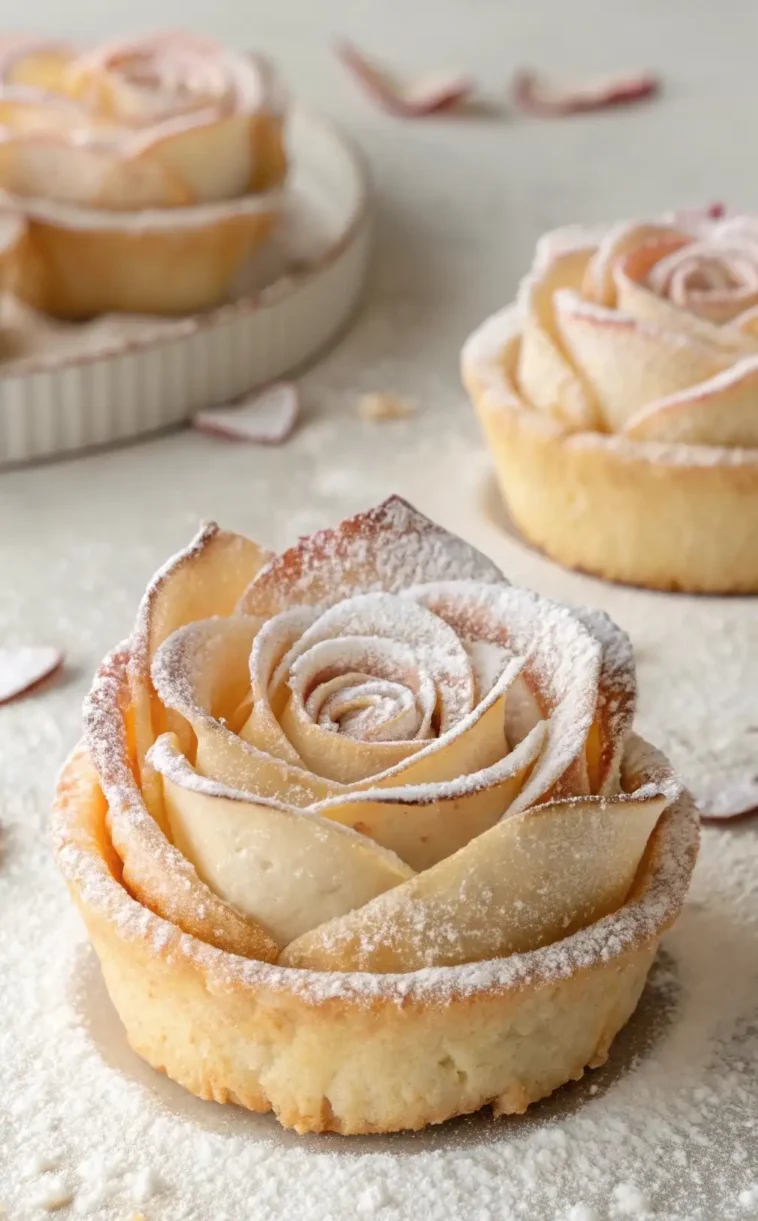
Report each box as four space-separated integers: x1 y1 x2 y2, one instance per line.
357 392 415 422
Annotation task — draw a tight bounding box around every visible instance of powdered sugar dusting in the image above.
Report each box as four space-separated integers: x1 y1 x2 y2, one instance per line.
238 496 506 616
54 739 697 1004
3 483 754 1221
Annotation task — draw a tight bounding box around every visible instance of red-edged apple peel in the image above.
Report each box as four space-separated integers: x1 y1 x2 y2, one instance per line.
193 382 300 444
336 41 472 117
512 68 659 117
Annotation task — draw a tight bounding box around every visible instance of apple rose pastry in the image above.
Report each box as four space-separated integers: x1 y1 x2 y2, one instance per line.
462 212 758 592
0 32 286 317
53 498 698 1134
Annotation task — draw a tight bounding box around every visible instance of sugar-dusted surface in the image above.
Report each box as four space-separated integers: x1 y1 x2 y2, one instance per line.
3 0 758 1215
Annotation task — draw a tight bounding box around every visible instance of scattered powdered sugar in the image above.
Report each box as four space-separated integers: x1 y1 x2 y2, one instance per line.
4 451 758 1221
1 485 756 1221
239 497 506 616
3 779 754 1221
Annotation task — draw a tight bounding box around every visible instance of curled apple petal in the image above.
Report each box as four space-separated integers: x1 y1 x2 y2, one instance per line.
336 40 472 118
0 645 64 704
192 382 300 444
696 772 758 823
512 67 659 117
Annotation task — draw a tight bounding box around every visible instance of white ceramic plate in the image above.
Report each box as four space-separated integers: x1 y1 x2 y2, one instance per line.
0 108 372 467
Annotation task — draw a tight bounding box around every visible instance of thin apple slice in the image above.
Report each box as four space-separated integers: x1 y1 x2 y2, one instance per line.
237 496 504 618
149 733 415 943
513 68 659 117
128 522 271 825
280 788 668 972
0 40 74 93
192 382 300 444
613 239 758 353
518 243 601 430
0 136 191 208
336 41 471 117
0 645 63 704
554 289 729 433
128 111 256 205
582 221 684 308
622 355 758 447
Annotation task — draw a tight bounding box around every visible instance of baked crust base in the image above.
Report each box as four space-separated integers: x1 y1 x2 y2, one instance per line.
53 746 698 1135
463 315 758 594
8 205 278 319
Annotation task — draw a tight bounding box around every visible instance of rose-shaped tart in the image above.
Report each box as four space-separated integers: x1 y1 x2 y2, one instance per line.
53 498 698 1134
0 32 286 317
462 212 758 592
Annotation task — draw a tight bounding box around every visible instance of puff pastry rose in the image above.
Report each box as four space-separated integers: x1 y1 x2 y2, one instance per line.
53 498 698 1134
463 212 758 592
0 32 286 316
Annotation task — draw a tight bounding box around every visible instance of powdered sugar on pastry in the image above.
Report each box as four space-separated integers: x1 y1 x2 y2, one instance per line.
49 500 698 1145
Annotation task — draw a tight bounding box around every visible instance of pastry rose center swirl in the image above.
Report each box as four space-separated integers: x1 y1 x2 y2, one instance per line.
71 33 271 125
647 241 758 321
258 593 478 770
512 212 758 446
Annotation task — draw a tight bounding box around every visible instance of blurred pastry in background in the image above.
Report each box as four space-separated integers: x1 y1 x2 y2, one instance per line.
0 32 287 317
463 210 758 593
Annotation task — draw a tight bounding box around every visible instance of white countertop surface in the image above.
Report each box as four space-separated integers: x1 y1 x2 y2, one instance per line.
1 2 757 1219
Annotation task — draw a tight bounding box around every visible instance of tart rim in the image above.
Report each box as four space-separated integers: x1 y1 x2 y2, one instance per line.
462 305 758 593
462 304 758 471
52 728 699 1009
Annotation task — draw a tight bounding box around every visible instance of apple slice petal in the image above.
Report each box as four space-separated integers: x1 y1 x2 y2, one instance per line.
554 289 729 433
513 68 659 117
0 136 191 208
0 645 63 704
149 733 415 944
518 244 601 430
622 355 758 447
336 41 471 117
280 787 668 972
127 522 271 826
193 382 300 445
